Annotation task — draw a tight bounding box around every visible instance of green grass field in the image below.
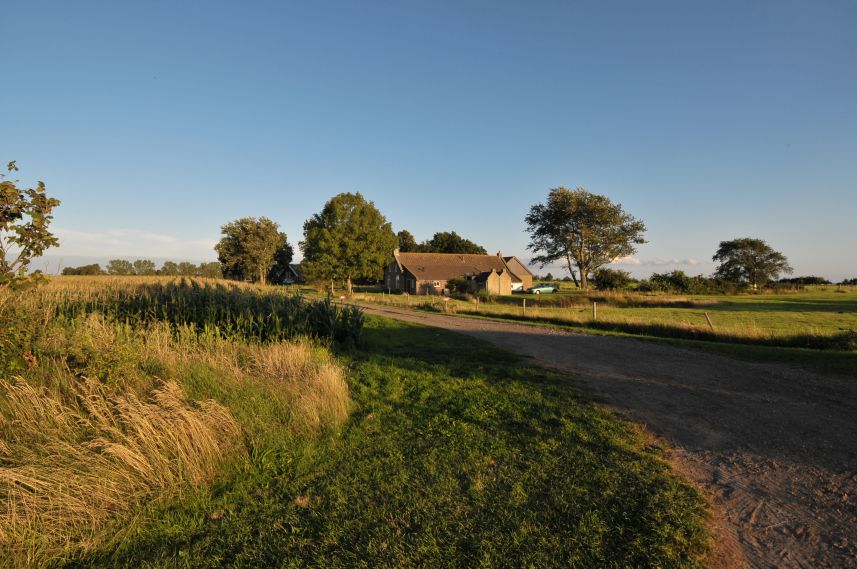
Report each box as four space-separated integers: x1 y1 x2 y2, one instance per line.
1 278 710 567
351 287 857 376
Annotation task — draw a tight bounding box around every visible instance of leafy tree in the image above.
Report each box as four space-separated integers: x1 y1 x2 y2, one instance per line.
177 261 198 276
419 231 487 254
198 262 223 279
133 259 157 275
61 263 102 275
396 229 418 252
544 272 554 281
160 261 179 276
301 192 396 295
215 217 291 285
107 259 134 275
525 187 646 289
591 268 634 291
0 161 61 288
713 238 792 289
840 278 857 286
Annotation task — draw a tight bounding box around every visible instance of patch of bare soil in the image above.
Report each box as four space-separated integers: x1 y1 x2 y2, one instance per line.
360 305 857 568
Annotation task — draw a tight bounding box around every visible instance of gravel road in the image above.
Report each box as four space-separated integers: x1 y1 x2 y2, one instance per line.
360 304 857 568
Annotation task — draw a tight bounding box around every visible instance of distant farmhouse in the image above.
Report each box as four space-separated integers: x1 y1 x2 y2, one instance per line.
284 263 303 284
384 250 533 295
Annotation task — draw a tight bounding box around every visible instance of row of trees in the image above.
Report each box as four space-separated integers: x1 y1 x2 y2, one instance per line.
590 267 851 293
62 260 222 278
214 188 800 294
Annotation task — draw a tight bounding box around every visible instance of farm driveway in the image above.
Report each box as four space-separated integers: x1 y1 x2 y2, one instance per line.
359 304 857 569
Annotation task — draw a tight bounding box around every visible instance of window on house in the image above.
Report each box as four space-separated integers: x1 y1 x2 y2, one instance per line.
433 281 441 287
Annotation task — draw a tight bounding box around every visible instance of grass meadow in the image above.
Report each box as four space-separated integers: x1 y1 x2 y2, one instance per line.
351 286 857 376
0 277 710 567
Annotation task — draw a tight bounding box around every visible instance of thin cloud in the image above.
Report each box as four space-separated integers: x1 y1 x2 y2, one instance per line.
651 257 701 266
52 227 216 259
611 256 642 266
611 256 701 267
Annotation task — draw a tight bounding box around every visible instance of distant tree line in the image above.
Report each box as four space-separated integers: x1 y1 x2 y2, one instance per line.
62 259 222 278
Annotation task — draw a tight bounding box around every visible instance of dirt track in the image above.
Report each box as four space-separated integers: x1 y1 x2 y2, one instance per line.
360 304 857 569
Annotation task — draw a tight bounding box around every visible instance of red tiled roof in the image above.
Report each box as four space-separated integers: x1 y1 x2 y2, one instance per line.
396 252 526 281
503 256 534 277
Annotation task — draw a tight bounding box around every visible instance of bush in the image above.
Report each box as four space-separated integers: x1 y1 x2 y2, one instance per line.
591 268 634 291
778 276 831 286
446 278 470 293
638 271 742 295
61 264 102 276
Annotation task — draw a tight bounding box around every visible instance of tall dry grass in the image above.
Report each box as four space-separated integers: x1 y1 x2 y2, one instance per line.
246 342 350 433
0 374 240 565
0 277 353 566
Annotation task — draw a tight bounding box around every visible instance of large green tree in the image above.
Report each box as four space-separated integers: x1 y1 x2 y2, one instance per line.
215 217 292 285
301 192 396 295
419 231 487 254
0 161 61 288
525 187 646 289
713 237 792 289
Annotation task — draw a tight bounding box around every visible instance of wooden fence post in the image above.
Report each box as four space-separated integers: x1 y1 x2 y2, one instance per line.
523 298 526 316
704 312 714 331
592 301 597 321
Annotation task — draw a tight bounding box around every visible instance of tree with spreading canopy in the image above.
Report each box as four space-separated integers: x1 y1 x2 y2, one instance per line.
301 192 396 295
0 161 61 288
525 187 646 289
215 217 292 285
713 237 792 289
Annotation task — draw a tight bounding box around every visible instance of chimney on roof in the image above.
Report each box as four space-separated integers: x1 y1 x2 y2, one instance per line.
496 250 503 257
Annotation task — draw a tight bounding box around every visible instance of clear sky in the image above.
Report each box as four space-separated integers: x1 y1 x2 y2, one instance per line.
4 0 856 280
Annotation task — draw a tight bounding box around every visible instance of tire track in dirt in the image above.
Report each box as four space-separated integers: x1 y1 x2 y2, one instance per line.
360 305 857 568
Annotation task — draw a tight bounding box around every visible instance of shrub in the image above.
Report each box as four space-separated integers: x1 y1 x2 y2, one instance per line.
446 278 470 293
778 276 831 286
591 268 634 291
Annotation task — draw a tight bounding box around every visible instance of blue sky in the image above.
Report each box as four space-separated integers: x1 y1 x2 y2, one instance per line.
4 1 856 279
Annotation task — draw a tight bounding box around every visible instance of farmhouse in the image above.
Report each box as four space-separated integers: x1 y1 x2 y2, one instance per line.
384 250 533 295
